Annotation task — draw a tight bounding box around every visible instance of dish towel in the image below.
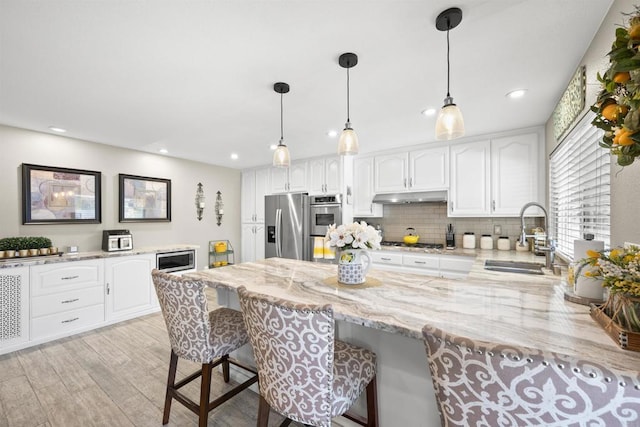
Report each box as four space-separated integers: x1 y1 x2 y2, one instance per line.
313 237 325 259
323 240 335 259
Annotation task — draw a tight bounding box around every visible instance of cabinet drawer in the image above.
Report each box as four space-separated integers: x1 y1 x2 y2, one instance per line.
439 256 474 273
370 251 403 265
31 304 105 340
402 254 439 270
31 260 104 296
31 286 104 318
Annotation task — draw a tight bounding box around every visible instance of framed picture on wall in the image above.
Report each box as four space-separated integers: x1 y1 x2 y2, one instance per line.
119 174 171 222
22 163 102 224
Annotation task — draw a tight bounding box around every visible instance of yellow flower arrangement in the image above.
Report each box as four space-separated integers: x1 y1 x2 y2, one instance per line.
583 245 640 331
591 7 640 166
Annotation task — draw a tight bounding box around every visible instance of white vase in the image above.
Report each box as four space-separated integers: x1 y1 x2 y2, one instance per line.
337 249 372 285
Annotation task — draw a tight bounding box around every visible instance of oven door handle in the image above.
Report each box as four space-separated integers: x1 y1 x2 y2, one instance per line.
275 208 282 257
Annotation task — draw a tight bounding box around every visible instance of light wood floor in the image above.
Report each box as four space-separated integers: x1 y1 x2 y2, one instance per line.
0 290 322 427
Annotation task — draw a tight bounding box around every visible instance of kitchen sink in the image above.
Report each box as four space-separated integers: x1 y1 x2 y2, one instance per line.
484 260 545 275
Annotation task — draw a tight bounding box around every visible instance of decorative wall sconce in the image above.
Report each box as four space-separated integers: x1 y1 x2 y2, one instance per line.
215 191 224 226
195 183 205 221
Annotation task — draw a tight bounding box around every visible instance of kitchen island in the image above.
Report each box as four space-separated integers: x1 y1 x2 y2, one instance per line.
188 257 640 426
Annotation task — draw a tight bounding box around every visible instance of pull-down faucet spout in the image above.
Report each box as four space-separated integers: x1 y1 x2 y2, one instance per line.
519 202 555 268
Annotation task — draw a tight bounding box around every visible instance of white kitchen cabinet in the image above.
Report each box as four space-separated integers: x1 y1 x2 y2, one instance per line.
370 251 472 279
241 223 265 263
270 161 307 193
0 267 30 353
353 157 383 217
241 167 270 223
29 260 105 343
374 146 449 193
439 256 475 279
449 132 542 217
308 157 341 195
105 254 157 322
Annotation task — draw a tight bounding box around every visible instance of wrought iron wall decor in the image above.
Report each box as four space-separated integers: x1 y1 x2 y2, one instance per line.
215 191 224 226
195 182 205 221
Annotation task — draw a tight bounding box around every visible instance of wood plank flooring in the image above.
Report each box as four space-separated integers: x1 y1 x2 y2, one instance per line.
0 289 340 427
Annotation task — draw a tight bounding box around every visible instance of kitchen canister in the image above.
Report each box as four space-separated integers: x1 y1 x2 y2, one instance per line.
480 235 493 250
497 236 510 251
462 232 476 249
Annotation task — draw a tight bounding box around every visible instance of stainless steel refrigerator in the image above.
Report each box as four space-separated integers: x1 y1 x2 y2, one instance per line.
265 193 310 261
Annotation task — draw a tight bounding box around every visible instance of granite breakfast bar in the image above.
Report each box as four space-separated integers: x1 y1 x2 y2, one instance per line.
188 257 640 426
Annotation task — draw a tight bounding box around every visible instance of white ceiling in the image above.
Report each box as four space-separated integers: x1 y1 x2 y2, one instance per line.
0 1 613 170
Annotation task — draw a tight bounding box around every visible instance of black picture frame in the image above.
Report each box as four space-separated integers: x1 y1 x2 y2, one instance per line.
119 174 171 222
22 163 102 224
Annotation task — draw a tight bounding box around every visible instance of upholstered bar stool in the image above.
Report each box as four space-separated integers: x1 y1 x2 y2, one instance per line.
237 286 379 427
151 270 258 427
422 324 640 426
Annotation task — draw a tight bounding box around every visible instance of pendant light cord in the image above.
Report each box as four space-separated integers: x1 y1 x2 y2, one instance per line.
446 26 451 97
346 66 351 122
280 92 284 144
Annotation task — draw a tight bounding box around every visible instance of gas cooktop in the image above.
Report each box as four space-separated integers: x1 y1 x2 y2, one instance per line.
380 241 444 249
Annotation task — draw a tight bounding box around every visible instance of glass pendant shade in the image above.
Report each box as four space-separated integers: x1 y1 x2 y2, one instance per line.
435 97 464 140
338 123 359 155
273 141 290 168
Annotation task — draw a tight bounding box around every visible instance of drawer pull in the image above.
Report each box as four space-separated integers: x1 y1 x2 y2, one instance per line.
414 261 426 264
61 317 79 324
381 257 392 261
61 275 79 280
61 298 79 304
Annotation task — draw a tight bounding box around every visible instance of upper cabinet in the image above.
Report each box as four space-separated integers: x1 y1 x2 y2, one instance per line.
353 156 383 217
270 161 307 193
449 132 542 217
308 157 341 195
242 167 271 223
374 146 449 193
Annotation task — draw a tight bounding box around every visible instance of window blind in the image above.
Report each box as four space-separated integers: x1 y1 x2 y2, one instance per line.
549 111 610 260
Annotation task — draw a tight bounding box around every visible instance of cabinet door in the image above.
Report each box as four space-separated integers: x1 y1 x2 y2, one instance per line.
491 133 541 216
241 171 257 223
374 153 409 193
410 146 449 190
241 223 258 263
307 158 326 195
270 167 289 193
324 157 341 194
254 224 265 261
254 168 270 223
449 140 491 216
105 254 156 321
288 161 307 192
353 157 383 217
0 267 29 350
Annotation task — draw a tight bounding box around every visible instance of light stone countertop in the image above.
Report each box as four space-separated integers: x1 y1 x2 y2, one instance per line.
0 244 199 269
188 256 640 372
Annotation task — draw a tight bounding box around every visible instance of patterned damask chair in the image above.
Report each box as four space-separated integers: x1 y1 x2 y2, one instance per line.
237 286 379 427
422 324 640 427
151 270 258 427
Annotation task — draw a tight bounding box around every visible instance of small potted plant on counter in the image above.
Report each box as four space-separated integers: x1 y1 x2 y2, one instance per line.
36 237 53 255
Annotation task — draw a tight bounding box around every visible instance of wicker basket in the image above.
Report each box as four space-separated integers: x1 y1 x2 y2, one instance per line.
590 303 640 352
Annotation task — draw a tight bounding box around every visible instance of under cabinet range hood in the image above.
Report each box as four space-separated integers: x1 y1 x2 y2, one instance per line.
372 190 448 204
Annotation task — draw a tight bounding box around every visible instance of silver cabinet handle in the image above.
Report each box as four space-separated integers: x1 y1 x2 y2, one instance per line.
61 275 79 280
106 283 110 295
62 317 79 324
414 261 426 264
61 298 79 304
381 257 392 261
404 178 407 188
492 200 496 211
409 177 413 188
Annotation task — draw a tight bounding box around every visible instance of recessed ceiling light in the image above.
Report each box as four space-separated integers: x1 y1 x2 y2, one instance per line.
327 130 338 138
269 144 278 150
230 153 239 160
506 89 527 99
158 148 168 154
421 108 436 116
48 126 66 133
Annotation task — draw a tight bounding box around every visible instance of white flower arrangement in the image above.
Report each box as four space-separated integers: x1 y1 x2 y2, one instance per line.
325 221 382 250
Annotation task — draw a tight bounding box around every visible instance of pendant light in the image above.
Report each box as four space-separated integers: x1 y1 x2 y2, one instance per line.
273 82 291 168
435 7 465 140
338 52 359 155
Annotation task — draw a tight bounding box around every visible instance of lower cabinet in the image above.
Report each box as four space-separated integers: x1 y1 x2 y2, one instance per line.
105 254 157 322
241 223 265 263
370 251 474 279
0 267 30 352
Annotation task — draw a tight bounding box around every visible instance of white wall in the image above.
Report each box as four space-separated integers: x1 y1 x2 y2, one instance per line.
0 124 241 269
545 0 640 246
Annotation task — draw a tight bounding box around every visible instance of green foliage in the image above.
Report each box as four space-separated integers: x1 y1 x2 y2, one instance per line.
0 236 53 251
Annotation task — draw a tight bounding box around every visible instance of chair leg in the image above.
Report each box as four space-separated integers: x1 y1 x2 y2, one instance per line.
222 354 230 383
163 350 179 425
257 395 270 427
199 363 213 427
366 375 379 427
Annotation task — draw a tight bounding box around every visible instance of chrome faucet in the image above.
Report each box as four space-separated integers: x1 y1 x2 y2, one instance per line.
519 202 555 269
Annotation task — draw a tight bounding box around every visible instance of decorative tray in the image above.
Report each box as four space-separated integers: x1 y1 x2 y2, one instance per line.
590 303 640 352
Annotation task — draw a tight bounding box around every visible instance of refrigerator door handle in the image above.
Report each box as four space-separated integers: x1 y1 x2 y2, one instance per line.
275 208 282 257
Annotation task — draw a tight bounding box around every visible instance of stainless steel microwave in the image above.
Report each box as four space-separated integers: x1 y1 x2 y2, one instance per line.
156 249 196 273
